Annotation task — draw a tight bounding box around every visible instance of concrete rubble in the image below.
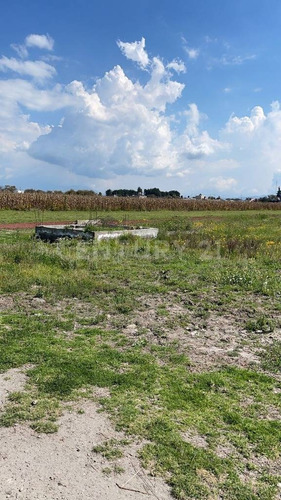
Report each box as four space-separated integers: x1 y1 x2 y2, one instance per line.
35 220 158 242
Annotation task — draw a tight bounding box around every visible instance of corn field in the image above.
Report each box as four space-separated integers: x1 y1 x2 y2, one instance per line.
0 192 281 211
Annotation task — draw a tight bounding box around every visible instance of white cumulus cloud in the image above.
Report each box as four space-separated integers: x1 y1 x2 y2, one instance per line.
167 59 186 73
219 103 281 194
25 34 54 51
117 37 149 68
176 104 224 160
24 41 226 183
29 64 182 177
29 70 224 179
224 106 266 135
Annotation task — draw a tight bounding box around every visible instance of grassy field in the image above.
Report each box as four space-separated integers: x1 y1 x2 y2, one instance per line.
0 207 280 224
0 210 281 499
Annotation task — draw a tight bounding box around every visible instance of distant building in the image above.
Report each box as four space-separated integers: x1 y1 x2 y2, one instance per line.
194 193 206 200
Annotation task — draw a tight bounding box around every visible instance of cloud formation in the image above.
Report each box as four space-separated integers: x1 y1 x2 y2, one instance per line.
117 37 149 68
0 79 73 112
184 47 200 60
11 33 54 60
0 56 56 81
25 34 54 51
181 37 199 60
209 176 238 191
29 62 186 177
1 35 281 196
28 48 223 180
3 34 57 82
167 59 186 73
208 54 256 70
218 102 281 194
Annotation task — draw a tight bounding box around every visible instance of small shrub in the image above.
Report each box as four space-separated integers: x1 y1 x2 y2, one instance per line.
245 316 275 333
92 439 128 460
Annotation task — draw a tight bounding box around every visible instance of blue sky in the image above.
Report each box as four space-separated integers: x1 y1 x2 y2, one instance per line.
0 0 281 196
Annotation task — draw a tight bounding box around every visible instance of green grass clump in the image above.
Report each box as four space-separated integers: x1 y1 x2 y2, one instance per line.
261 342 281 372
92 438 129 460
246 315 275 333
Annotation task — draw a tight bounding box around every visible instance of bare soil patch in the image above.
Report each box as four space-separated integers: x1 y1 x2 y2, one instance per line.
0 368 28 409
0 360 171 500
0 399 172 500
112 294 265 371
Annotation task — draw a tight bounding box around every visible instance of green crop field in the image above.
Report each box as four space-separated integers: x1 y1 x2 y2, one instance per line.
0 210 281 499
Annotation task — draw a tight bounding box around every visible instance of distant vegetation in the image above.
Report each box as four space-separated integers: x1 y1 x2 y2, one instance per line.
25 188 99 196
0 185 18 193
257 195 281 203
1 190 281 211
106 187 181 198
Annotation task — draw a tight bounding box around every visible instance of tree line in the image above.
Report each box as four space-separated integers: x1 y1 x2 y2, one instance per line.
0 185 181 198
105 187 181 198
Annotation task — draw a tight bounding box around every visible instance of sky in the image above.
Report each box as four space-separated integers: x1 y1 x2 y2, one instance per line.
0 0 281 197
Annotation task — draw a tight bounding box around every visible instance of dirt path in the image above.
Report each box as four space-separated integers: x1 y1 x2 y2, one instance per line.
0 369 172 500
